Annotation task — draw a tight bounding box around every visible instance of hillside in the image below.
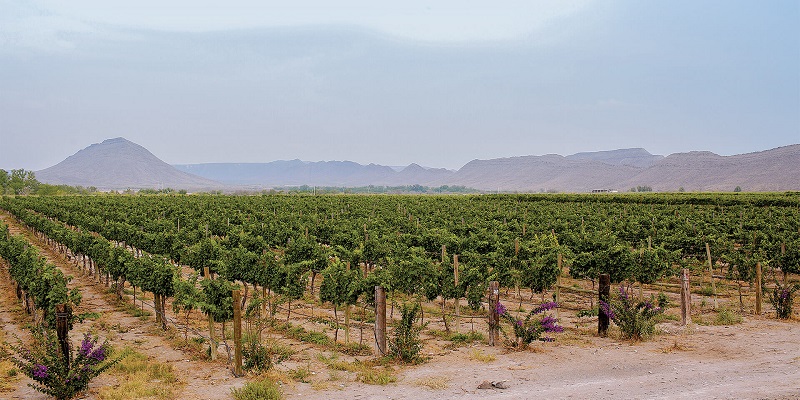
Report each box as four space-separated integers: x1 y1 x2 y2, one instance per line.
36 138 222 191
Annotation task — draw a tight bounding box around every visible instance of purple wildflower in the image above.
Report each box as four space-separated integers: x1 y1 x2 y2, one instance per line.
80 336 93 357
599 301 615 320
540 316 564 333
533 301 558 314
89 346 106 362
619 286 629 301
495 302 507 316
32 364 48 379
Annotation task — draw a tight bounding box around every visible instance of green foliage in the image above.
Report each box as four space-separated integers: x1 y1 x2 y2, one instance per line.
600 286 666 341
242 339 293 372
200 278 235 323
389 302 424 363
231 378 282 400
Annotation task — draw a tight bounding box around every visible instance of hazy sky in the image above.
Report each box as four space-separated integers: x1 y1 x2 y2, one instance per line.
1 0 798 170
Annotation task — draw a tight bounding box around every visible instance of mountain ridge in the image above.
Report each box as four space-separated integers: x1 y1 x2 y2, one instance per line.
35 138 800 192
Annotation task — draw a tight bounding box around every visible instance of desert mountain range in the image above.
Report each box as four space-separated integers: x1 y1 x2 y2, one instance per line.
35 138 800 192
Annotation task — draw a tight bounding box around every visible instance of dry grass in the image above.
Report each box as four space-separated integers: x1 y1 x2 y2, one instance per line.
98 348 183 400
414 375 450 390
467 348 496 363
660 340 694 353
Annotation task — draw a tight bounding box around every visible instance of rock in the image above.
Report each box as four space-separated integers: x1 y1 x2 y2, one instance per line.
493 381 510 389
477 380 494 389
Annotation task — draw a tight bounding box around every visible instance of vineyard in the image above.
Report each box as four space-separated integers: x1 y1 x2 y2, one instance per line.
1 192 799 399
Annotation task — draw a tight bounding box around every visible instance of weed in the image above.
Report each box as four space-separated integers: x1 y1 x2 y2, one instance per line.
414 375 450 390
713 308 742 325
231 378 282 400
467 348 496 363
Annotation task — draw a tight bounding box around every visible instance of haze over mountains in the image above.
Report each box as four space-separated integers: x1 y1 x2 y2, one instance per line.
35 138 800 192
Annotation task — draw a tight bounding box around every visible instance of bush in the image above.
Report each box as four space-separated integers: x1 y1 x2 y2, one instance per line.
389 302 424 363
5 330 125 400
600 286 665 341
242 339 293 372
769 283 799 319
497 301 563 347
231 378 282 400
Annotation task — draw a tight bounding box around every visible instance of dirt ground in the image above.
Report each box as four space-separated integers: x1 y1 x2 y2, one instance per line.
2 211 799 400
284 318 800 400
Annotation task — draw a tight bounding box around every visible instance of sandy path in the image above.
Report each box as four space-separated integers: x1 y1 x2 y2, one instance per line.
0 212 244 399
285 318 799 400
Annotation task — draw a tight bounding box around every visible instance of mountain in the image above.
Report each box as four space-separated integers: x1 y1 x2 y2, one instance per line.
36 138 800 192
36 138 222 191
174 161 454 187
620 145 800 192
566 148 664 168
450 154 643 192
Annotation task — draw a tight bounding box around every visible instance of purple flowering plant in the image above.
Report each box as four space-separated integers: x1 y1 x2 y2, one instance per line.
768 282 798 320
4 329 125 400
496 301 563 347
600 285 666 341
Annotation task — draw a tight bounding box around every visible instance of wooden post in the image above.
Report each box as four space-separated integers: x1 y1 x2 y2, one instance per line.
681 269 691 326
556 253 562 319
598 274 610 337
345 262 351 344
375 286 387 355
514 238 519 256
204 267 217 360
453 254 460 332
232 289 243 377
56 304 71 369
441 245 446 263
755 262 762 315
488 281 500 346
781 243 787 283
706 243 717 309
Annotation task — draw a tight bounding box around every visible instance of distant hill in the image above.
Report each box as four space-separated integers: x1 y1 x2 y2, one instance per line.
36 138 222 191
618 145 800 192
174 161 455 187
36 138 800 192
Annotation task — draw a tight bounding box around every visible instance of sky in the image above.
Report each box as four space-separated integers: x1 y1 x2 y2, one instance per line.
1 0 798 171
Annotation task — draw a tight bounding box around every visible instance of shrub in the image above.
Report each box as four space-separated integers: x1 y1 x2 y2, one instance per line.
769 283 799 319
600 286 665 341
497 301 563 347
242 339 293 372
389 302 424 363
5 330 125 400
231 378 282 400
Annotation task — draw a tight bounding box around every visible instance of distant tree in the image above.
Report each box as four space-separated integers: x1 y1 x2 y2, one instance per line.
678 187 685 192
734 186 742 192
8 169 38 195
0 169 8 194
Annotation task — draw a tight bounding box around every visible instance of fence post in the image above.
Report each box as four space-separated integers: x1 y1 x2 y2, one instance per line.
56 304 71 369
598 274 610 337
755 262 762 315
232 289 242 377
375 286 387 355
706 243 717 309
345 262 351 344
204 267 217 360
488 281 500 346
453 254 460 332
556 253 562 319
681 269 691 326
